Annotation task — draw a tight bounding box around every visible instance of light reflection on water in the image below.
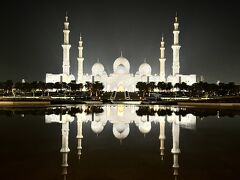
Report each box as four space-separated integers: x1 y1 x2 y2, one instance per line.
45 105 199 180
1 105 239 179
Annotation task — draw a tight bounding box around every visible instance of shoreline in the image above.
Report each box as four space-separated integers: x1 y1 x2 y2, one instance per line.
0 97 51 107
0 96 240 108
0 101 51 107
177 102 240 108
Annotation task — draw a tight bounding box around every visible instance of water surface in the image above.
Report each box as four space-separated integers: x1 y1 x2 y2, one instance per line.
0 105 240 180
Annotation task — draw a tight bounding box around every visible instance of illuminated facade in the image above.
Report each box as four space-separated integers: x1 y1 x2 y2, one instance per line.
46 14 197 88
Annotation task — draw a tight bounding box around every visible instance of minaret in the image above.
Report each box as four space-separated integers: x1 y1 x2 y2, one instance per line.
172 14 181 76
159 35 166 82
62 13 71 76
77 34 84 83
60 115 70 180
62 151 69 180
171 115 181 180
76 113 83 160
159 116 166 160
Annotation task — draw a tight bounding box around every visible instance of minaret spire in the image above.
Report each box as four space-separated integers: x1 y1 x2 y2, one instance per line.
62 13 71 78
175 12 178 23
65 11 68 22
172 14 181 76
159 34 166 82
77 33 84 83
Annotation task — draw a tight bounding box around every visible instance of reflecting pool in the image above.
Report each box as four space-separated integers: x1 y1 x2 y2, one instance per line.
0 105 240 180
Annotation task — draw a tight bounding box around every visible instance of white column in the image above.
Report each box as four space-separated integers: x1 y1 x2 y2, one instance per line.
159 116 166 160
60 116 70 153
77 34 84 83
60 114 70 180
171 115 180 154
61 152 68 180
172 16 181 76
171 114 180 179
62 15 71 76
76 113 83 159
159 35 166 82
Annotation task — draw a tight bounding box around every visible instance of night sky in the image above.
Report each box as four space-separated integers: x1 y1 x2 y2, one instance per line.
1 0 239 83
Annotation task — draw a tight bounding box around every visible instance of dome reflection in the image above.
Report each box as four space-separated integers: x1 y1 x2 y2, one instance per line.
45 104 200 180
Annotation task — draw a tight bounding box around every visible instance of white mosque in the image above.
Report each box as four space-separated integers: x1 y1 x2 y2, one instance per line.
45 105 197 180
46 14 197 91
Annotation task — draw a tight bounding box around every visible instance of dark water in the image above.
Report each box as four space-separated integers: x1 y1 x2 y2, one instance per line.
0 105 240 180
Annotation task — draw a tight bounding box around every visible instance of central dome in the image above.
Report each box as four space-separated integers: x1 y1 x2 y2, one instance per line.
113 123 130 140
113 56 130 73
116 64 127 74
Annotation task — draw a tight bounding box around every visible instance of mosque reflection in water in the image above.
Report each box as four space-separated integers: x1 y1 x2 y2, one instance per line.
45 105 197 180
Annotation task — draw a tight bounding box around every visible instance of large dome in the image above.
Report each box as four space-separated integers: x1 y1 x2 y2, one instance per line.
113 56 130 73
92 62 105 76
115 64 128 74
139 63 152 76
113 123 130 140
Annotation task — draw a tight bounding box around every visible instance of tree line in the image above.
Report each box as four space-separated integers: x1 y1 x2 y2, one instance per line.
136 81 240 97
0 80 239 98
0 80 104 97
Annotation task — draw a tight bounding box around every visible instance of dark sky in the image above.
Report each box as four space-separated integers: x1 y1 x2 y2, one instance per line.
1 0 239 83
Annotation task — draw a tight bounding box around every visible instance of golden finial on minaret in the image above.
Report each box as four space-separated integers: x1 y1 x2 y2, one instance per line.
65 11 68 22
175 12 178 22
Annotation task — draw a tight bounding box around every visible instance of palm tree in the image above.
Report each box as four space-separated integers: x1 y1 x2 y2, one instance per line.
46 83 54 96
54 82 62 93
174 83 181 90
37 81 46 96
92 81 104 97
174 82 189 96
190 82 205 97
226 82 238 96
207 83 218 97
3 80 13 96
157 82 167 91
136 82 147 98
14 82 22 92
147 82 156 95
166 82 173 91
218 82 228 96
30 81 38 97
85 82 93 96
77 83 83 91
22 82 31 95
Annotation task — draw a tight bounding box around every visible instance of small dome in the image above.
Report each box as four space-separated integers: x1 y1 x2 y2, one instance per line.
92 62 105 76
138 121 151 134
113 123 130 140
139 63 152 76
113 56 130 73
